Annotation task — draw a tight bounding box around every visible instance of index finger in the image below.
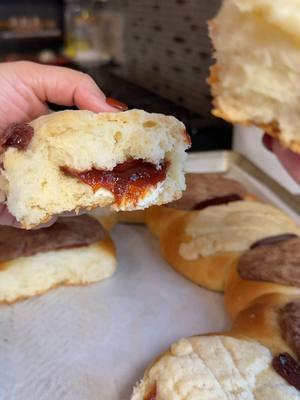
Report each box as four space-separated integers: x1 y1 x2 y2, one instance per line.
19 62 118 113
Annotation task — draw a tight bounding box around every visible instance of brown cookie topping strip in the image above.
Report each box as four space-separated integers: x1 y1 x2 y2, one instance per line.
272 353 300 391
193 194 242 211
2 123 34 150
280 301 300 360
167 173 247 210
144 384 157 400
61 159 168 206
238 237 300 287
0 215 104 263
250 233 298 250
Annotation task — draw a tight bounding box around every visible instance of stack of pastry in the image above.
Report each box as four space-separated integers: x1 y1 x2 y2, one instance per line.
130 171 300 398
129 3 300 395
130 1 299 396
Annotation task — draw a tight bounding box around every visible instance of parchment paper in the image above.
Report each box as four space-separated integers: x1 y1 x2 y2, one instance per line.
0 152 298 400
0 225 228 400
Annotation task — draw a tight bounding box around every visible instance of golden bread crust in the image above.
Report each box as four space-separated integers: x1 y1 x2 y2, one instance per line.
232 293 299 357
0 233 116 304
224 261 300 320
159 213 239 291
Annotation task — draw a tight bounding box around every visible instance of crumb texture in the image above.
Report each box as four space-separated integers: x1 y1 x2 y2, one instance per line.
1 109 188 228
209 0 300 152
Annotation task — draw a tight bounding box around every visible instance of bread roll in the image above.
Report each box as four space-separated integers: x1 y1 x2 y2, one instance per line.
0 215 116 303
232 293 299 357
131 334 299 399
0 237 116 304
160 201 300 291
225 236 300 319
209 0 300 152
1 109 190 228
160 211 237 290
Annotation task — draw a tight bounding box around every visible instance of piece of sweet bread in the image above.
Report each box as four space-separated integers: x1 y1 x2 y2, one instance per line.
209 0 300 153
225 234 300 319
0 215 116 303
159 201 300 291
0 109 190 228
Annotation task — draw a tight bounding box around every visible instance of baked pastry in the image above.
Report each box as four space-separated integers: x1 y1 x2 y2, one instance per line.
167 173 249 210
232 293 300 359
131 334 300 399
159 201 300 291
225 234 300 319
146 173 250 238
209 0 300 153
0 109 190 228
131 230 300 398
0 215 116 303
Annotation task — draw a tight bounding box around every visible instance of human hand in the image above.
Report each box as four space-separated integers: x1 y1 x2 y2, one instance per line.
0 61 127 228
262 134 300 184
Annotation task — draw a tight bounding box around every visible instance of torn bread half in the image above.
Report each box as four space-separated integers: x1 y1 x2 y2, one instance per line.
0 215 116 303
0 109 190 228
209 0 300 153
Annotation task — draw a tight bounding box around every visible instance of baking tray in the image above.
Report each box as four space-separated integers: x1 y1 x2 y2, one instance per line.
0 151 298 400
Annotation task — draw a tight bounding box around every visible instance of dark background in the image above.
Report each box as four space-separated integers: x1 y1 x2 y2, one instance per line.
0 0 231 152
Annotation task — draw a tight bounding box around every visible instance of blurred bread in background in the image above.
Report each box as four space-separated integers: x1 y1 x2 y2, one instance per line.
209 0 300 153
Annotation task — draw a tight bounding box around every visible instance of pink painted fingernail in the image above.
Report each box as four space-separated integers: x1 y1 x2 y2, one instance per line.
106 97 128 111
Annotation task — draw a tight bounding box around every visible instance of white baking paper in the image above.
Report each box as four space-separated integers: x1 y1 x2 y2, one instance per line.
0 225 229 400
0 151 298 400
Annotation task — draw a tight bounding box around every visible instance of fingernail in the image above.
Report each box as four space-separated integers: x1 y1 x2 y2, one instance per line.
262 133 273 152
106 97 128 111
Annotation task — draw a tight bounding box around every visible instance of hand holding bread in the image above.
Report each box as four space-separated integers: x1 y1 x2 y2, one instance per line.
0 61 122 227
0 62 191 230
